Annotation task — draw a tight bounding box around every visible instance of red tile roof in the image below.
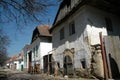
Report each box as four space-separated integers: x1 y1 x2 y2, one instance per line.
37 25 52 37
11 55 17 60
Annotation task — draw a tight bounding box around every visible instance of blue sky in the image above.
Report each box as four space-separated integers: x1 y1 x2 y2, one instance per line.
1 5 59 57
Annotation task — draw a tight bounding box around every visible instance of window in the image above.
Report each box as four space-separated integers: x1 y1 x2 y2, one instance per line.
25 54 27 62
66 0 71 7
105 17 113 31
33 47 35 57
36 45 38 57
69 21 75 35
81 58 86 69
60 27 64 40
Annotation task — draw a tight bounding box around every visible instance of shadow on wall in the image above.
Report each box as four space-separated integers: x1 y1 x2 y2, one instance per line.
109 54 120 79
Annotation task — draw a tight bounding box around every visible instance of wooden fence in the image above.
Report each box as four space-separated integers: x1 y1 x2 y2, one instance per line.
104 36 120 78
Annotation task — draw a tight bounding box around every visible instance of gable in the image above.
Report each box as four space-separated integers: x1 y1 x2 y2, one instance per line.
50 0 120 33
50 0 84 33
53 0 81 25
31 25 52 43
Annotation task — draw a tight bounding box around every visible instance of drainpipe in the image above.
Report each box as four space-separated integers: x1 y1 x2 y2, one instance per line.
99 32 109 80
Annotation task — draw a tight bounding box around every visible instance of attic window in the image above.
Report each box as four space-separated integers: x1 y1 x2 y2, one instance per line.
105 17 113 32
67 0 71 7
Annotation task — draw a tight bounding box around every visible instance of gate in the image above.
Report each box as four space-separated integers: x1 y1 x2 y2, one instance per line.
64 55 73 76
63 49 74 76
104 36 120 78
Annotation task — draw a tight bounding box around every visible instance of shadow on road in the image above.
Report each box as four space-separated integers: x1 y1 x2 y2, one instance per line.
0 77 8 80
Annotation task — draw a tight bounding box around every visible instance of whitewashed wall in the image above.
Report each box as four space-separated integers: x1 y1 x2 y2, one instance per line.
52 5 120 69
14 61 19 70
40 42 52 69
23 45 30 69
52 5 91 68
31 38 40 66
84 5 120 45
30 37 52 69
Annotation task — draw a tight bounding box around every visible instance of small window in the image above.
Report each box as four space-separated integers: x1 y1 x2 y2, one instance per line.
60 27 64 40
105 17 113 31
67 0 71 7
81 59 86 69
69 21 75 35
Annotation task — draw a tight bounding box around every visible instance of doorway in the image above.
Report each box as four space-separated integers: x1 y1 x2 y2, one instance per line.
28 51 32 73
64 55 74 76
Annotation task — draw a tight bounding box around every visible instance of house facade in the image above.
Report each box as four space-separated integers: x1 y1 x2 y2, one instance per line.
50 0 120 78
7 55 18 70
26 25 52 73
17 52 24 71
23 44 31 72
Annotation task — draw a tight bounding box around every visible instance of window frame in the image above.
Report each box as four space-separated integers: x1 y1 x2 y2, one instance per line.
69 21 75 35
60 27 65 40
81 58 86 69
36 45 38 57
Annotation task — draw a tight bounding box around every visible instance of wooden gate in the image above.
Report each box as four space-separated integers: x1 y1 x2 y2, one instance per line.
104 36 120 78
64 55 73 76
43 54 54 74
63 49 74 76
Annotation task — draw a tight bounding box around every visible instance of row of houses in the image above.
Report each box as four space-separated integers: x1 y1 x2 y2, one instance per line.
6 53 24 71
6 0 120 79
23 25 52 74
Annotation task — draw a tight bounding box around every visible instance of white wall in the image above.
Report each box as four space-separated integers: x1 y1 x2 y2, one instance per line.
30 38 41 66
84 5 120 45
30 37 52 69
23 45 30 69
19 61 24 71
40 42 52 69
52 5 91 68
87 5 120 35
14 61 19 70
52 5 120 69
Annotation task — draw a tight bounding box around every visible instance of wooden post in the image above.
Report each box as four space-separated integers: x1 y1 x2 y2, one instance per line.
48 52 50 75
54 49 58 76
47 49 56 75
99 32 109 80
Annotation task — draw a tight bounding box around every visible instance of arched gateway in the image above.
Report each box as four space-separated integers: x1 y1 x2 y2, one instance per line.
63 49 74 76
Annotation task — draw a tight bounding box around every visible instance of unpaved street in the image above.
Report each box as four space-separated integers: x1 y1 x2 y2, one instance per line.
0 68 95 80
0 69 66 80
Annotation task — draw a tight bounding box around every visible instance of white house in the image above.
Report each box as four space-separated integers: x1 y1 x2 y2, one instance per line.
26 25 52 73
50 0 120 78
6 55 18 70
23 44 30 72
17 52 24 71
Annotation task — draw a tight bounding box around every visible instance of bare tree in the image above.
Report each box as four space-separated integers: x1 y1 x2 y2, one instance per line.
0 0 59 26
0 0 61 65
0 29 9 66
0 48 8 66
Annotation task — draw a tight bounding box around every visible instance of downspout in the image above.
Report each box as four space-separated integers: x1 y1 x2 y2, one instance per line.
99 32 109 80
